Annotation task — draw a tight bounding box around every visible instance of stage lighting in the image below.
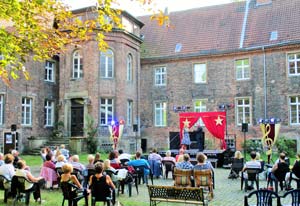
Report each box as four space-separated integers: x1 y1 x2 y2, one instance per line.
258 118 264 124
111 120 115 126
264 119 270 123
270 118 275 123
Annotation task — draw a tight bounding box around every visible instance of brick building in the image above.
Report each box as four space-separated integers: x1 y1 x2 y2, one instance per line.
0 0 299 153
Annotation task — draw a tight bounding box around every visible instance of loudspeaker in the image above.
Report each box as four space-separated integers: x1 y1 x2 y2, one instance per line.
11 124 17 131
133 124 138 132
242 123 248 132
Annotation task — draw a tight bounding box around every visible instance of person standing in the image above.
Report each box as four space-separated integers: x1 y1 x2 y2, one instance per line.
181 126 191 150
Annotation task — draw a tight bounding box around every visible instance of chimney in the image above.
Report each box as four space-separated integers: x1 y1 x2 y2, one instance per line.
256 0 272 5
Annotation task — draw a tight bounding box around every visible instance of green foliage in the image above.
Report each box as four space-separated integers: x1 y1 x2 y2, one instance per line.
85 114 98 154
51 121 65 139
275 136 296 157
242 139 263 153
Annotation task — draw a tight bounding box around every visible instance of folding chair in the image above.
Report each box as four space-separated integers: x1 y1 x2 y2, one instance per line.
0 175 11 203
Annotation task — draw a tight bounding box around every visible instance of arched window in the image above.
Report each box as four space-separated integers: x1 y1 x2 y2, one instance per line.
127 54 133 81
100 49 114 78
72 50 83 79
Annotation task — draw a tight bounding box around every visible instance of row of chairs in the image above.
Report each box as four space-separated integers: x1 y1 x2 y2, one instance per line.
244 189 300 206
173 168 214 199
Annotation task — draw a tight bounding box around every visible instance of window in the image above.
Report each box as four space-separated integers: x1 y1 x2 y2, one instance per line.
21 97 32 125
194 99 207 126
289 96 300 125
72 50 83 79
127 54 133 82
236 98 251 125
194 63 207 83
100 98 113 125
127 100 133 126
44 100 54 127
45 61 55 82
154 67 166 86
0 95 3 125
154 102 167 127
100 49 114 78
288 52 300 75
235 58 250 80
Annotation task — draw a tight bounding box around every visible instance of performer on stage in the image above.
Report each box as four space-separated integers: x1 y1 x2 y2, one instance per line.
181 125 191 150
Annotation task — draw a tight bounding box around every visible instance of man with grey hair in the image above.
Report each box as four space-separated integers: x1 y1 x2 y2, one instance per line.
60 144 69 160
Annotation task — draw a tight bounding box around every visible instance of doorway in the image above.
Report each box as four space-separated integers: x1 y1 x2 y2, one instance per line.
71 99 84 136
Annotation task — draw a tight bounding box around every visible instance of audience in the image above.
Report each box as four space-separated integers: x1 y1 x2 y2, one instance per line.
93 152 103 164
0 154 15 188
175 148 185 162
268 152 290 190
118 149 132 161
175 154 194 170
148 148 162 178
242 151 261 190
15 160 45 203
11 149 20 168
193 152 214 172
0 153 4 166
127 151 150 184
162 150 176 164
109 151 120 164
60 163 82 188
55 155 66 168
103 159 118 183
60 144 70 160
286 153 300 189
86 154 95 170
70 155 86 172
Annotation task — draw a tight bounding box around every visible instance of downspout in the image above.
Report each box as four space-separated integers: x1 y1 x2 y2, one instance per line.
239 0 251 48
262 46 267 119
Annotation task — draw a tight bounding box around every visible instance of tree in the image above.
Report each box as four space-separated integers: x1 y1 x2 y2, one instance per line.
0 0 168 85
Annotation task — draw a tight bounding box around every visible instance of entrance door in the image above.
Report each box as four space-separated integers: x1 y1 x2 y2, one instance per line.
71 99 84 136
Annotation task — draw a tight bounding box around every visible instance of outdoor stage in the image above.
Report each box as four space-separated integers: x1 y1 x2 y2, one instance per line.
159 149 226 168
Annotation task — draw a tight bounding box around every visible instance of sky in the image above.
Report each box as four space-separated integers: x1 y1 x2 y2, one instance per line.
64 0 234 17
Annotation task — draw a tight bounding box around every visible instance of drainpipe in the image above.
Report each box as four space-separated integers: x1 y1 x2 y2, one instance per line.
262 46 267 119
239 0 251 48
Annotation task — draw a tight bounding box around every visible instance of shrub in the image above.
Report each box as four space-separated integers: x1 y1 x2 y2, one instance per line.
85 114 98 154
275 136 296 157
242 139 263 153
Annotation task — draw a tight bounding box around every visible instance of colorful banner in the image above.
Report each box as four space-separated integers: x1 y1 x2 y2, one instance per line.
179 112 227 149
260 123 281 155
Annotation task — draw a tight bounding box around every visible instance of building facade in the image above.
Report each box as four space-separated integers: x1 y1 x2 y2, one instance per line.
0 0 299 153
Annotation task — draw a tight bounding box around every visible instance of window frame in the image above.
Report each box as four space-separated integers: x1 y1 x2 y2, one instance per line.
289 95 300 125
154 102 167 127
235 58 250 80
44 100 54 127
235 97 251 126
45 60 55 82
100 49 114 78
72 50 83 79
21 97 32 126
127 100 133 126
287 52 300 76
100 98 114 125
127 54 133 82
193 63 207 84
193 99 207 126
154 66 167 86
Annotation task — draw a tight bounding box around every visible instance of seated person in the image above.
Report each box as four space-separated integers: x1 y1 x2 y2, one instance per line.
118 149 132 162
103 159 118 183
242 151 261 190
60 163 82 188
60 144 70 160
127 151 150 184
175 154 194 170
228 151 243 178
93 153 103 164
55 155 66 168
268 152 290 190
175 148 185 162
0 154 15 188
15 160 45 203
148 148 162 178
41 154 58 186
70 155 86 183
86 155 95 170
162 150 176 164
43 154 56 170
108 151 120 165
193 152 214 172
285 153 300 189
89 162 115 204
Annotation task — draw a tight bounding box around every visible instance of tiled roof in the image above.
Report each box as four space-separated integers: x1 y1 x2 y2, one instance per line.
139 0 300 59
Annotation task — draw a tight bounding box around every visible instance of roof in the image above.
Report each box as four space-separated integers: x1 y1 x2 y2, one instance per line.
138 0 300 60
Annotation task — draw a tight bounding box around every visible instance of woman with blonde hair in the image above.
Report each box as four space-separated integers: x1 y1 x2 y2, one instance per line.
228 150 244 179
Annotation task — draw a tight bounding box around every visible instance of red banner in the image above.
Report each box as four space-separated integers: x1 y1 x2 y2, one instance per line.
179 112 227 149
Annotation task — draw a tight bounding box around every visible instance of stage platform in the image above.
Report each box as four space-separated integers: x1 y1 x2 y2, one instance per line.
158 149 226 168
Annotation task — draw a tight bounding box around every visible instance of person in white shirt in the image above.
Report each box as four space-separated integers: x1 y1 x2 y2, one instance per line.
0 154 15 189
242 151 261 190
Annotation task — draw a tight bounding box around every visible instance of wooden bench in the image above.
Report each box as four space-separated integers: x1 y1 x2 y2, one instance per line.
147 185 208 206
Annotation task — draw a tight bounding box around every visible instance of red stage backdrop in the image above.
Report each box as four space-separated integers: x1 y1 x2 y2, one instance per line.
179 112 227 149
